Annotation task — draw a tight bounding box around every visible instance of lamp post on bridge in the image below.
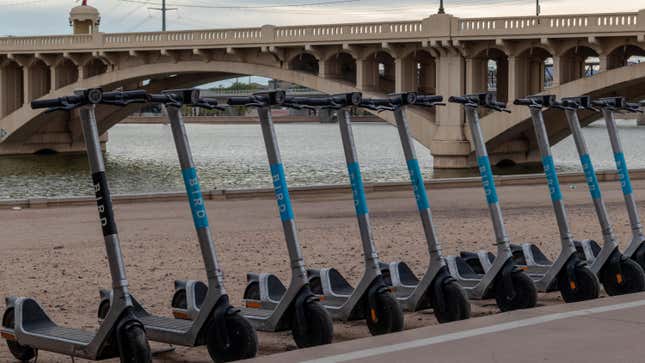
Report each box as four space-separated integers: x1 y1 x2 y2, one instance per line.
438 0 445 14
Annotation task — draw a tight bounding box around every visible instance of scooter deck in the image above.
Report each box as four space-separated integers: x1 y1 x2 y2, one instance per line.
27 324 94 345
240 307 274 319
137 314 193 334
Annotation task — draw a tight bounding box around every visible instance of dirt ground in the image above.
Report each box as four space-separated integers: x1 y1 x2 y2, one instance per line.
1 177 643 362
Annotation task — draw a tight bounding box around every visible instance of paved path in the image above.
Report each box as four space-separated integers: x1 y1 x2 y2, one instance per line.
248 292 645 363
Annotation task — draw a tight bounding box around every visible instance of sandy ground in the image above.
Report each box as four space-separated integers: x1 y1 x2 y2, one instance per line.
1 177 644 362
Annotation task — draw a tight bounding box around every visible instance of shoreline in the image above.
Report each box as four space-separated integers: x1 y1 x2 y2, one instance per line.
2 168 644 209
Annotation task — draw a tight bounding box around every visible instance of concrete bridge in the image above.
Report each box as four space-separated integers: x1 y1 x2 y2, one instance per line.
0 3 644 168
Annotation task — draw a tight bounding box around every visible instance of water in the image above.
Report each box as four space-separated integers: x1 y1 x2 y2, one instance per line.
0 120 643 200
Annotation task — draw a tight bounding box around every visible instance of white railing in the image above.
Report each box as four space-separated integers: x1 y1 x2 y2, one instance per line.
456 12 639 36
0 12 641 53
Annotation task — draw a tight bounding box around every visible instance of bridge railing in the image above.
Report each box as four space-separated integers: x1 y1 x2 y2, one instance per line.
274 21 424 42
0 11 642 53
456 12 639 36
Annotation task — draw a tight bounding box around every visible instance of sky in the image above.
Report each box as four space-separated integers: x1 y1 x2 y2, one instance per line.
0 0 643 36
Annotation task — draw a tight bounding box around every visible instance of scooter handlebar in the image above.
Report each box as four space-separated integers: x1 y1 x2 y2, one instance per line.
283 92 362 108
414 95 443 105
228 90 286 107
102 90 149 104
448 96 470 104
148 94 171 104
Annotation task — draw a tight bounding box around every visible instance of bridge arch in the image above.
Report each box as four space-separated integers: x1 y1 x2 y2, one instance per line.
323 51 357 86
607 44 645 70
288 52 320 75
559 45 600 83
28 59 51 101
513 46 554 98
54 58 79 89
1 60 24 117
361 50 395 94
469 47 509 102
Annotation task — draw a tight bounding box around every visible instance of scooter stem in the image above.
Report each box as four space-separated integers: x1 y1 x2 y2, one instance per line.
78 105 131 298
464 105 511 252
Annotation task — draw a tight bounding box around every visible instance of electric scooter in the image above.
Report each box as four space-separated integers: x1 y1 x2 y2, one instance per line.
593 97 645 270
266 92 404 335
280 93 405 335
556 96 645 295
508 95 600 302
447 93 537 311
1 89 152 362
97 89 258 362
361 93 471 322
162 90 333 349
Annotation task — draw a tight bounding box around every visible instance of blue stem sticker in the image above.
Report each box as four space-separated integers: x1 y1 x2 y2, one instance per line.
580 154 602 200
407 159 430 211
477 156 499 204
348 162 369 215
614 152 633 196
182 168 209 229
270 163 294 221
542 155 563 202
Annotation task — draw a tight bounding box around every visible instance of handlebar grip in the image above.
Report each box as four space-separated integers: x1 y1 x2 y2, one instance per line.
625 102 641 109
513 98 531 106
31 98 64 109
149 94 171 103
366 98 392 107
285 97 332 106
415 95 443 104
448 96 468 104
228 97 253 106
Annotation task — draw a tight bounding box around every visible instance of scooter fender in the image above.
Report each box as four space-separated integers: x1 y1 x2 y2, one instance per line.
293 286 318 337
499 259 521 301
203 295 240 349
430 266 455 314
366 276 389 311
115 307 147 362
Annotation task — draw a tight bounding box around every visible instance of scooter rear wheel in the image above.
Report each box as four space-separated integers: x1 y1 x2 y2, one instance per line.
206 313 258 363
292 301 333 348
601 258 645 296
432 280 471 323
494 271 537 312
120 323 152 363
3 308 37 361
366 291 404 335
558 266 600 303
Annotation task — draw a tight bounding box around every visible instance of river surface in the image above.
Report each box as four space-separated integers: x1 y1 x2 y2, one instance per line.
0 120 643 199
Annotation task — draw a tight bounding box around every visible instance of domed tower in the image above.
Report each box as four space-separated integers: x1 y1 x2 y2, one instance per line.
69 0 100 34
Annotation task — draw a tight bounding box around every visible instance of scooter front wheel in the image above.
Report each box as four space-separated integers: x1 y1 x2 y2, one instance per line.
3 308 37 361
431 280 471 323
119 322 152 363
366 291 404 335
206 313 258 363
494 271 537 312
558 266 600 303
292 301 333 348
601 258 645 296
